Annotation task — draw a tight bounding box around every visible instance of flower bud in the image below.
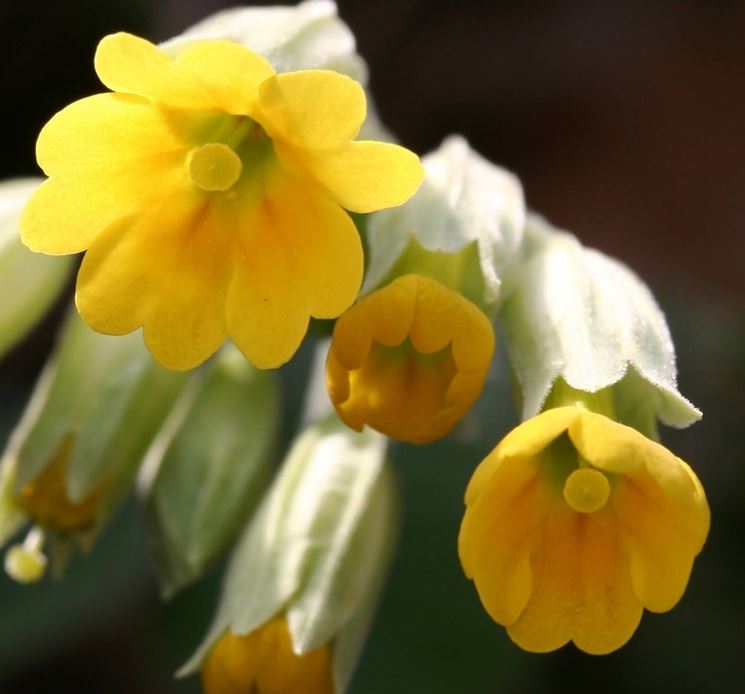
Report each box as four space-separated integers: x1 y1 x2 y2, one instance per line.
143 345 280 597
499 214 700 432
364 135 526 314
182 415 398 693
0 178 72 358
0 309 189 579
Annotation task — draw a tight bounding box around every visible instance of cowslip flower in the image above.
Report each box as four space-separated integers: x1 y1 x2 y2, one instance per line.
183 416 397 693
458 405 709 655
326 274 495 444
201 617 333 694
20 33 422 370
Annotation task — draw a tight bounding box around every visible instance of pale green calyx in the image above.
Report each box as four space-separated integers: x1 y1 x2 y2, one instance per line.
0 178 73 359
142 344 280 598
500 214 701 430
0 309 189 572
162 0 367 80
181 415 399 693
160 1 390 141
364 135 525 313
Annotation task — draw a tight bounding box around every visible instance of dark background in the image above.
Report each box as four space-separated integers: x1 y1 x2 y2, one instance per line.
1 1 743 692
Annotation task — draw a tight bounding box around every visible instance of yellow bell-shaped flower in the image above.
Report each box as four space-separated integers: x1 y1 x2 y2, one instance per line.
326 274 494 444
458 405 710 655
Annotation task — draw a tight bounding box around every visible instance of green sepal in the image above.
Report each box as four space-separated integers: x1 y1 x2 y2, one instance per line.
0 178 73 359
500 215 701 428
144 345 280 597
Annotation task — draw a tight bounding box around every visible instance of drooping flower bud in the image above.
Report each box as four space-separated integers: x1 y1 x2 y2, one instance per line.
0 309 189 580
143 345 280 597
182 415 398 693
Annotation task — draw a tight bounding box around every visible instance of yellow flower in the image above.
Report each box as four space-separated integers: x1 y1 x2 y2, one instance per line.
202 617 333 694
21 33 422 370
458 406 709 655
326 274 494 444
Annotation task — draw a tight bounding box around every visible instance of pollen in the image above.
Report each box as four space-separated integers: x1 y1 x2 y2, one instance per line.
188 142 243 192
562 467 610 513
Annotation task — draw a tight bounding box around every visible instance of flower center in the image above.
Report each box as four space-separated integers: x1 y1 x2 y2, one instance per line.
563 467 610 513
188 142 243 192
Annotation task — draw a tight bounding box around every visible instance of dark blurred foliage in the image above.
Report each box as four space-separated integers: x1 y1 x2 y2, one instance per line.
1 1 744 693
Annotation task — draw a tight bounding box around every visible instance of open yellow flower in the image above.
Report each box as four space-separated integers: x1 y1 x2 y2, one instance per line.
202 617 333 694
20 33 422 370
326 274 494 444
458 406 709 655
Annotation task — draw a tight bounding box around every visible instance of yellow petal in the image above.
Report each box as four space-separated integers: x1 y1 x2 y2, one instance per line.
570 509 643 655
202 630 259 694
506 501 577 653
175 40 274 117
331 275 418 372
459 457 548 625
402 275 494 378
465 407 579 505
21 154 184 255
226 206 310 370
258 70 366 150
21 176 131 255
569 411 662 474
35 93 185 178
331 338 457 444
305 140 423 213
272 181 362 320
76 198 232 370
95 33 212 110
613 470 708 613
506 502 642 654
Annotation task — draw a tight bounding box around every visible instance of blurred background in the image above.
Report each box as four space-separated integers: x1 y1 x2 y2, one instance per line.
1 0 743 692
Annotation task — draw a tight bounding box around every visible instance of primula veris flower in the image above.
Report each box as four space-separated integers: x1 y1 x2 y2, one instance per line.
458 406 709 654
326 274 494 444
20 33 422 370
183 416 397 692
202 617 333 694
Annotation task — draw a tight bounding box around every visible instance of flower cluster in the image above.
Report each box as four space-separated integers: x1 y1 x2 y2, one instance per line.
0 1 711 692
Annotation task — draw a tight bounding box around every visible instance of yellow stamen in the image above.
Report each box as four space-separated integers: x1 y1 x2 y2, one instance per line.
189 143 243 192
563 467 610 513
